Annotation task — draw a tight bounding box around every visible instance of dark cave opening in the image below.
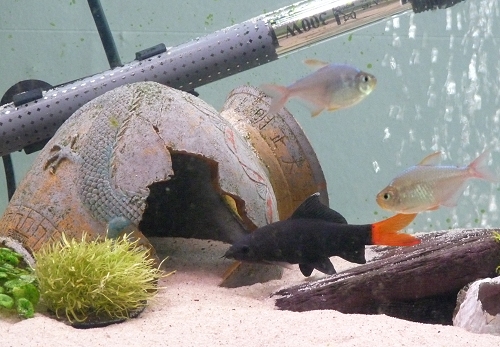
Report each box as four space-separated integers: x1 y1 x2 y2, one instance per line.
138 152 249 244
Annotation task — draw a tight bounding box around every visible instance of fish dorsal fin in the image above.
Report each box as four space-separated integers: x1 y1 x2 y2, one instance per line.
303 59 329 69
418 151 442 166
290 193 347 224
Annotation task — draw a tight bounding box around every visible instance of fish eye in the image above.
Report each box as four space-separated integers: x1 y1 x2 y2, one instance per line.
240 245 250 254
362 75 370 83
383 192 391 200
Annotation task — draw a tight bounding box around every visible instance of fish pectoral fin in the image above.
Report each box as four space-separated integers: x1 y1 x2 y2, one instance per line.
441 182 468 207
299 263 315 277
310 108 324 117
418 151 442 166
263 261 294 270
303 59 329 69
327 106 340 111
300 259 336 276
221 261 242 282
299 95 330 117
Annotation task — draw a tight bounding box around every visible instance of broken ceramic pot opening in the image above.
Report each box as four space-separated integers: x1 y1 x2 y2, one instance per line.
0 82 326 286
139 151 250 244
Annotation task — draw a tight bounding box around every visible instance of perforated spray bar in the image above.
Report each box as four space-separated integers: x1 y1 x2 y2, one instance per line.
0 0 464 157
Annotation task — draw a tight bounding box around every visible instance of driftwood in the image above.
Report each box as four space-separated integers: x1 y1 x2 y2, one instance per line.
274 229 500 324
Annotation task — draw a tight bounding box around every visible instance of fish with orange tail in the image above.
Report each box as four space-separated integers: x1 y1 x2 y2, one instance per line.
224 193 419 277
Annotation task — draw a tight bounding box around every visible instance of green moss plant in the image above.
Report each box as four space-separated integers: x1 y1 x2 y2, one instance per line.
34 232 164 324
494 231 500 274
0 247 39 318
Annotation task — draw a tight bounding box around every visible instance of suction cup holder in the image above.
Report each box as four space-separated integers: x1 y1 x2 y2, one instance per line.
409 0 465 13
1 80 53 155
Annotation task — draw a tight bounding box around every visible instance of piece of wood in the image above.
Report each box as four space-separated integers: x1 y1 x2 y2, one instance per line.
274 229 500 324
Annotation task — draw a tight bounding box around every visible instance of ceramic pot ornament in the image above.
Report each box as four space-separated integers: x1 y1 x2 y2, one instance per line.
0 82 326 285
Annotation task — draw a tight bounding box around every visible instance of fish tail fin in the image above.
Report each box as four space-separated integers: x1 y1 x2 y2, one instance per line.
469 149 498 182
371 213 420 246
260 84 290 115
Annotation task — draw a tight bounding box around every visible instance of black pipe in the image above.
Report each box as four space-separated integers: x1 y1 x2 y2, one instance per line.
1 155 16 201
87 0 122 68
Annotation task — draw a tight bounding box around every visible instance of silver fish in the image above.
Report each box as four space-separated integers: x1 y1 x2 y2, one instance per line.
376 149 498 214
260 59 377 117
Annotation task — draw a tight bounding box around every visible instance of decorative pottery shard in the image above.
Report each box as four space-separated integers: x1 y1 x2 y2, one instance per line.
0 82 326 286
453 277 500 336
220 85 328 218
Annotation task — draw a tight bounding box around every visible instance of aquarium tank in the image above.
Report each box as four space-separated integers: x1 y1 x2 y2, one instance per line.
1 0 498 235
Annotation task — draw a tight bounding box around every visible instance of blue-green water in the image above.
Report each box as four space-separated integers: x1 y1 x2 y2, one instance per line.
1 0 499 234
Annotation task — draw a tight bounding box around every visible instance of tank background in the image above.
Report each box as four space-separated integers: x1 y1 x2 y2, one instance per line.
0 0 499 233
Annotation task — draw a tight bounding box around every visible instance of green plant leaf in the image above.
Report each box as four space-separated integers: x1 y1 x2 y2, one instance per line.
0 293 14 309
0 247 39 319
12 283 40 305
16 298 34 318
3 279 26 290
19 274 37 283
0 248 21 266
0 263 16 272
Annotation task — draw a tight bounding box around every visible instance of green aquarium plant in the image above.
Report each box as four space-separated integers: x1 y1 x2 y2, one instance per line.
0 247 39 318
34 232 165 324
494 231 500 274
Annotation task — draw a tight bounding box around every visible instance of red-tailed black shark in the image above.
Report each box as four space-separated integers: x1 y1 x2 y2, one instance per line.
224 193 419 277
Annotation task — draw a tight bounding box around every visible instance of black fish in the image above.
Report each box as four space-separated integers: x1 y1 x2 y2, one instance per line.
224 193 419 277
